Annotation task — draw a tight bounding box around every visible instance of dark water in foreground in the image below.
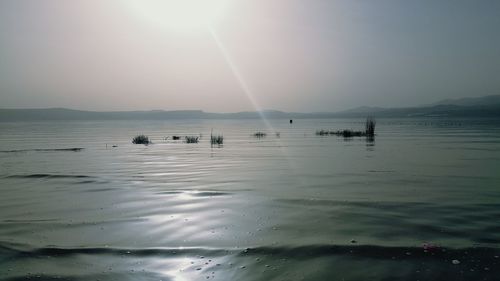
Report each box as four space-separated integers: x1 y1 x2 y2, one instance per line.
1 118 500 281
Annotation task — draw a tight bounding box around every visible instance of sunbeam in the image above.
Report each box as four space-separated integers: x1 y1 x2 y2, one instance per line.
208 26 303 177
208 27 275 132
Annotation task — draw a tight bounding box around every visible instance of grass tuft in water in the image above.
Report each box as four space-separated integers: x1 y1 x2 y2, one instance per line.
210 129 224 146
316 117 376 138
132 135 151 145
210 130 224 146
366 117 376 136
185 136 199 143
316 130 365 137
315 130 330 136
254 132 267 138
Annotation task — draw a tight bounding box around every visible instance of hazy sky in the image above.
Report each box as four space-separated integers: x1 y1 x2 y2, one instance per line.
1 0 499 112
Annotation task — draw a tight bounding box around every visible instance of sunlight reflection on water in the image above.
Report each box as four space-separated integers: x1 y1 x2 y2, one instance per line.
1 118 500 280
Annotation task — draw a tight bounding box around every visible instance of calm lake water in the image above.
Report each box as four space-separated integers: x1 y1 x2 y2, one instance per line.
1 118 500 281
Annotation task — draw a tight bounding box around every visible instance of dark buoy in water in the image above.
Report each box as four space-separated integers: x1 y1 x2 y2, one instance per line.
290 119 293 124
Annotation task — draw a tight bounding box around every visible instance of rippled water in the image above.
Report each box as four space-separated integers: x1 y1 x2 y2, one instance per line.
1 118 500 281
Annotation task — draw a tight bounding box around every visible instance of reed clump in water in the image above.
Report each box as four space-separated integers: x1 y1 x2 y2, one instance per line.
132 135 151 145
339 130 365 137
254 132 266 138
366 117 376 137
316 118 376 138
185 136 199 143
210 134 224 145
315 130 331 136
316 130 364 137
210 128 223 145
210 129 224 146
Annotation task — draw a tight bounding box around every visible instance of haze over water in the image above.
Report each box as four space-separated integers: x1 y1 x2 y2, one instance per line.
1 118 500 280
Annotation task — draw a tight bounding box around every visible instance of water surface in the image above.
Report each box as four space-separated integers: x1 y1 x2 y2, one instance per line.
1 118 500 280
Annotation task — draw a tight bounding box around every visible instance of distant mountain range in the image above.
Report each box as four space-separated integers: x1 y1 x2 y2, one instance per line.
331 95 500 117
425 95 500 107
1 95 499 121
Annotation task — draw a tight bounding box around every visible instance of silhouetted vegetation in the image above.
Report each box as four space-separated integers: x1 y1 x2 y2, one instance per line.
210 130 224 146
210 129 224 146
315 130 331 136
316 118 376 139
211 134 224 145
366 117 376 136
316 130 364 137
172 136 181 140
340 130 365 137
185 136 199 143
132 135 151 145
254 132 266 138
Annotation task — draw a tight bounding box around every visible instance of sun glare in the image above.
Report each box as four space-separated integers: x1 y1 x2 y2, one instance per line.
127 0 229 30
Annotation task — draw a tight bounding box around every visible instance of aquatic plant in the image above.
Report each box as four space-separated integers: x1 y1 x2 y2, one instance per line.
366 117 376 136
210 134 224 145
254 132 266 138
316 118 376 139
340 130 364 137
317 130 365 137
210 129 224 146
132 135 151 145
316 130 330 136
185 136 199 143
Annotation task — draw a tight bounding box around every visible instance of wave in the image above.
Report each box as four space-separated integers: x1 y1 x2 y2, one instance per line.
274 198 500 211
2 243 499 261
3 272 171 281
2 243 500 281
0 148 84 153
5 174 93 179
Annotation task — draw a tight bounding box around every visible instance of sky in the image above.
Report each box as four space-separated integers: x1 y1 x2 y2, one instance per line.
1 0 499 112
